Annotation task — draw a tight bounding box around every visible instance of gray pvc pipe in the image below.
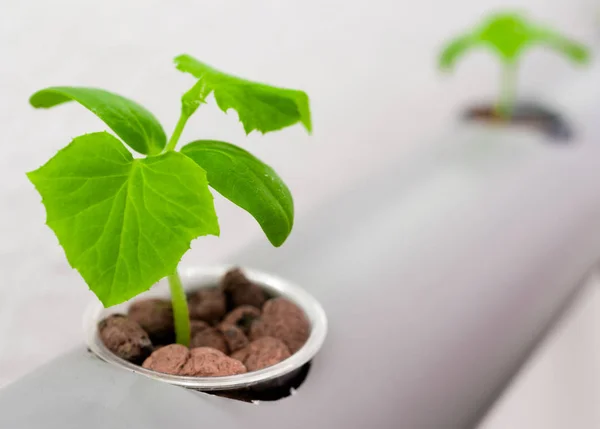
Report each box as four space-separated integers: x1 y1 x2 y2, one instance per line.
1 65 600 428
232 125 600 429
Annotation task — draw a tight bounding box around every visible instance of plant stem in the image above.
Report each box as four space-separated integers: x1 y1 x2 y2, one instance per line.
168 270 191 346
497 62 518 120
165 112 190 152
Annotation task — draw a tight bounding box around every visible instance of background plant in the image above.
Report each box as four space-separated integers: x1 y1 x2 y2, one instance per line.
27 55 311 346
438 12 590 117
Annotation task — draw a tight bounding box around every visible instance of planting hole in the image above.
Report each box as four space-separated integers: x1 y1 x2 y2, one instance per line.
464 102 573 142
210 362 312 403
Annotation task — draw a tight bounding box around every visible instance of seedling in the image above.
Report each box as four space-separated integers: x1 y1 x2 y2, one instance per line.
27 55 311 346
439 12 590 117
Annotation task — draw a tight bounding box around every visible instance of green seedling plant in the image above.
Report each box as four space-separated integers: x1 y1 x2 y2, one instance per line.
439 12 590 118
28 55 311 347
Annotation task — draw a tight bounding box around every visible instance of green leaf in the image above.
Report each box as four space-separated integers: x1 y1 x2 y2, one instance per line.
439 34 477 70
533 26 590 64
438 12 592 67
181 140 293 247
27 132 219 306
174 55 312 135
29 87 167 155
476 13 532 61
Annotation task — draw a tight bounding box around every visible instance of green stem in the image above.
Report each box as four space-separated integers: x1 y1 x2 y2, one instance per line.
497 62 518 120
165 112 191 152
168 270 191 346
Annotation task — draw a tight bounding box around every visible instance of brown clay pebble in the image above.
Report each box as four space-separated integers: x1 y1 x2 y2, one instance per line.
98 315 153 364
236 337 291 371
188 288 227 322
222 305 261 333
253 298 310 353
180 347 247 376
230 347 250 363
249 319 267 341
190 320 210 337
218 323 249 353
221 268 266 309
190 327 229 354
142 344 189 375
128 298 174 344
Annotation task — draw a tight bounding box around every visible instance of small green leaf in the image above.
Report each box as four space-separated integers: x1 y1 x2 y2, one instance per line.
181 140 293 247
27 132 219 306
174 55 312 135
438 12 592 67
477 13 532 61
30 87 167 155
439 34 477 70
533 26 590 64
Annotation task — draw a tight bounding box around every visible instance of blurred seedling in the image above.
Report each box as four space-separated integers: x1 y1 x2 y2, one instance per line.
439 12 590 118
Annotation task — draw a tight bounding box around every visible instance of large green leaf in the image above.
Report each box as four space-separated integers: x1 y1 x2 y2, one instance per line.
174 55 312 134
181 140 293 247
27 132 219 306
30 87 167 155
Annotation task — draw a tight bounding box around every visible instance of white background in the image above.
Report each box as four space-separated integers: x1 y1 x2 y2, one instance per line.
0 0 599 427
